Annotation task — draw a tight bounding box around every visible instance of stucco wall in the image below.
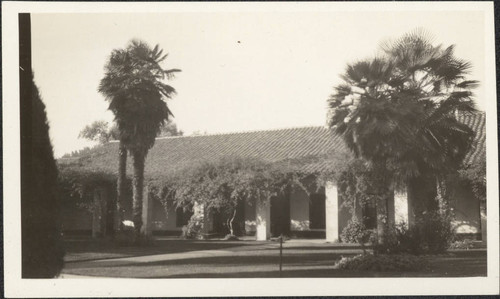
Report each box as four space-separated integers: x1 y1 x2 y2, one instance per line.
151 199 182 231
449 182 481 234
337 195 353 233
61 205 92 232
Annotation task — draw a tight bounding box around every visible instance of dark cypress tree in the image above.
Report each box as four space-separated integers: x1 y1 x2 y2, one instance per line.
21 76 65 277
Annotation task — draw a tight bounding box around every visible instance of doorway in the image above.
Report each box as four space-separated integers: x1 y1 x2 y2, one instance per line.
271 192 291 237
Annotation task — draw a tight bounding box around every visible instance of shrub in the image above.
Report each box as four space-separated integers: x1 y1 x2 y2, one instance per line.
449 239 475 250
333 253 428 271
341 217 374 245
114 229 136 245
375 211 455 255
180 215 203 239
223 234 239 241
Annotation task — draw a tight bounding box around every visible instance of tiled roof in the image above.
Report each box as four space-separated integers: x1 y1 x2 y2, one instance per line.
457 112 486 166
59 112 485 179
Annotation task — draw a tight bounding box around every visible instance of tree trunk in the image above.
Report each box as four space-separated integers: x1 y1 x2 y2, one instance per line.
116 142 127 231
407 174 438 228
372 162 391 247
375 193 389 246
229 209 237 236
132 149 146 242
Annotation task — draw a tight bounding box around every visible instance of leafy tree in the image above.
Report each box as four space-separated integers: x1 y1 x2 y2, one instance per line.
78 118 182 231
78 120 119 144
99 39 181 241
158 120 184 137
79 119 182 144
328 29 476 243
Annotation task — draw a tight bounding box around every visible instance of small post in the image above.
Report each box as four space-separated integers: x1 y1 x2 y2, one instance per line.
279 234 283 277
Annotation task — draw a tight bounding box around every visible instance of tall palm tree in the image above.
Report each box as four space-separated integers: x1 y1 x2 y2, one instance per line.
382 30 477 222
99 39 181 241
328 30 476 243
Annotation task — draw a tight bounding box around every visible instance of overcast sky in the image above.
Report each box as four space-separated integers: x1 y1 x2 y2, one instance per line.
31 10 486 157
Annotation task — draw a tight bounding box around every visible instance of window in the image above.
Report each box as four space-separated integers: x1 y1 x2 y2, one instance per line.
309 193 326 229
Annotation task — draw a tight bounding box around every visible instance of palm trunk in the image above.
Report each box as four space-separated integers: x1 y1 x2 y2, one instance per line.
372 161 391 247
375 193 389 246
116 142 127 231
132 149 145 242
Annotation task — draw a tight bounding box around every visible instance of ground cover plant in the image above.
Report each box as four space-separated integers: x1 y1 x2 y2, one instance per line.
333 253 428 272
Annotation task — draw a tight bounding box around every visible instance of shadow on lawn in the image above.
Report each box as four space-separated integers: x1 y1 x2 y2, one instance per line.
63 238 261 262
65 252 347 270
63 249 486 278
263 245 365 251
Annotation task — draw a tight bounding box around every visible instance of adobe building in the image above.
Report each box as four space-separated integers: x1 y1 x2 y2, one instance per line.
58 113 486 242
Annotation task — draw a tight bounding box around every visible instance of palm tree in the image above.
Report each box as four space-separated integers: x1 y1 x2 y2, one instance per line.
99 39 181 241
382 30 477 222
328 30 476 243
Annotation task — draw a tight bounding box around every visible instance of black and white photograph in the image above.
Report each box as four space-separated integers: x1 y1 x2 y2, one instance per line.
3 1 499 297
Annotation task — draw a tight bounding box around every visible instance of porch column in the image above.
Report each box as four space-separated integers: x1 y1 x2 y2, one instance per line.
480 200 487 245
387 192 395 227
394 189 408 227
141 186 153 238
92 187 105 238
100 187 109 237
201 207 213 237
325 181 339 243
256 197 271 241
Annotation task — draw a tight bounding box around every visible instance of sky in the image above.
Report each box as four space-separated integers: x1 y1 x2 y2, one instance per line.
31 10 487 158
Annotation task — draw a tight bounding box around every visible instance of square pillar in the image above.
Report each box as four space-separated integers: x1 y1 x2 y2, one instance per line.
387 190 396 227
92 188 103 238
480 200 487 244
92 187 108 238
256 198 271 241
141 186 153 238
325 181 339 243
201 207 213 237
394 189 408 228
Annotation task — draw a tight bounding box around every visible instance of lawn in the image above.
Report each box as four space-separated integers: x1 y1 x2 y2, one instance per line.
60 237 487 278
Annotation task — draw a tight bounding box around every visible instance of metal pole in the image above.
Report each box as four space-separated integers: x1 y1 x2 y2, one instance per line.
279 234 283 276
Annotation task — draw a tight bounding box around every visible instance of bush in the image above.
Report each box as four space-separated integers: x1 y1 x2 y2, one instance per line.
333 253 428 271
223 234 239 241
449 239 475 250
114 227 136 245
341 217 374 245
180 215 203 239
376 211 455 255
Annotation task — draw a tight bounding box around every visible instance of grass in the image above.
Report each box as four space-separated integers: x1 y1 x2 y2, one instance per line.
61 237 487 278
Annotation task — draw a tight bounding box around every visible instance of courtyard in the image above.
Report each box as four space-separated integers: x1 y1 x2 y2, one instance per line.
60 237 487 278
